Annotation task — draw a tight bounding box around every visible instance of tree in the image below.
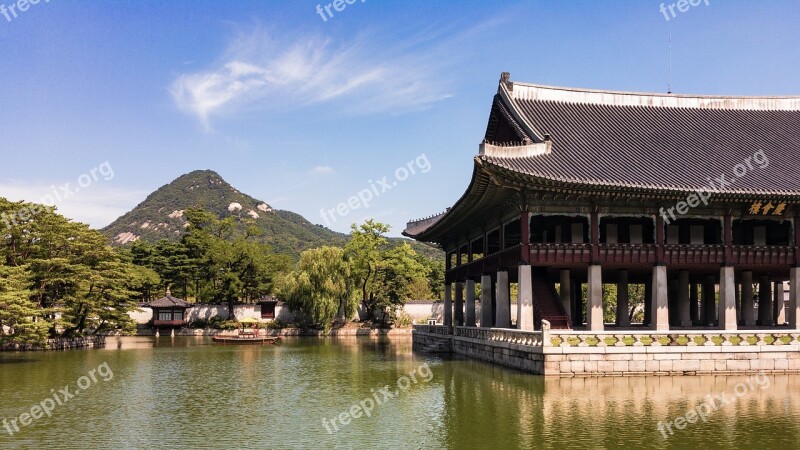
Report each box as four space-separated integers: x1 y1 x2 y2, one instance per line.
344 220 390 320
372 243 428 324
0 266 49 345
277 246 354 329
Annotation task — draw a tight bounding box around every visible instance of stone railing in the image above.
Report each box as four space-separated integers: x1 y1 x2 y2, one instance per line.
414 325 452 336
546 330 800 348
453 326 543 347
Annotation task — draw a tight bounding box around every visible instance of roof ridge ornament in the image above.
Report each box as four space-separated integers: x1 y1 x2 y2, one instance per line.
500 72 513 92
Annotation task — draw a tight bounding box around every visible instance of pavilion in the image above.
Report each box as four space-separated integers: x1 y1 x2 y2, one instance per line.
405 73 800 335
149 288 191 329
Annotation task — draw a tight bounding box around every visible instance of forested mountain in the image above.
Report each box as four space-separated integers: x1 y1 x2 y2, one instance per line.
102 170 442 260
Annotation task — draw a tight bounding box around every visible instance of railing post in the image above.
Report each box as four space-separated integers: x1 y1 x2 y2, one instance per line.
541 319 551 346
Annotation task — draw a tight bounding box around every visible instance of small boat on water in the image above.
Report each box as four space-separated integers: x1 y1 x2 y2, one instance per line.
212 318 280 345
211 335 281 345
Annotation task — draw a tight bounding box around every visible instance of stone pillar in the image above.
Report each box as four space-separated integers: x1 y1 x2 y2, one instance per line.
454 281 464 326
703 275 716 326
560 269 571 323
465 279 476 327
644 279 653 326
443 283 452 326
572 280 583 327
735 280 741 324
616 269 630 327
480 274 493 328
774 281 786 326
495 271 511 328
690 283 699 325
789 268 800 330
587 265 603 331
651 266 669 331
741 271 755 327
517 265 534 331
758 275 772 326
678 270 691 327
718 266 737 330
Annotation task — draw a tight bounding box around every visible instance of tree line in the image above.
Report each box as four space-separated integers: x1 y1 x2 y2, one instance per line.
0 199 444 344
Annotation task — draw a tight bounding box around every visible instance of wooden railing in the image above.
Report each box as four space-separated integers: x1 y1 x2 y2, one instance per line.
446 243 796 280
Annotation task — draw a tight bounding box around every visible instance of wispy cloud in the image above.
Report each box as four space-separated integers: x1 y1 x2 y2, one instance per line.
169 24 484 129
310 165 334 175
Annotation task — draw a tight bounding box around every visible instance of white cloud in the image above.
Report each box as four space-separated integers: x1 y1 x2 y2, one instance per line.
0 182 148 229
310 165 334 175
170 25 466 129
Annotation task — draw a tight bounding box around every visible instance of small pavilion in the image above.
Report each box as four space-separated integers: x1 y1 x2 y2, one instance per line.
149 288 191 328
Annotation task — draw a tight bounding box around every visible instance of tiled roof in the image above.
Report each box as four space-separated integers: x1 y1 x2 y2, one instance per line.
404 76 800 239
485 83 800 194
149 295 191 308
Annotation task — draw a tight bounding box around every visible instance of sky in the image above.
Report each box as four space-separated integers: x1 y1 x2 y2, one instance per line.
1 0 799 237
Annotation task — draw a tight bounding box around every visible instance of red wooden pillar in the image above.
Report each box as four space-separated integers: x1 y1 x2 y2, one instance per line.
591 211 600 263
520 211 530 264
656 213 665 265
795 215 800 267
724 213 733 266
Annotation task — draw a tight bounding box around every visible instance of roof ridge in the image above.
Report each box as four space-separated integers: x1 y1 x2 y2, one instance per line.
502 76 800 111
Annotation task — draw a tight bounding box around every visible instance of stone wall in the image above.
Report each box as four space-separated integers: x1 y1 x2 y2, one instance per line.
1 336 106 352
413 325 800 377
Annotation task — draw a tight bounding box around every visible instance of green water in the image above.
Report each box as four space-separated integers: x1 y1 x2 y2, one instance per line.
0 337 798 449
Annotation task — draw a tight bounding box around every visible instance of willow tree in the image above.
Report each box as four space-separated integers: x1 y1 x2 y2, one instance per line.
277 246 354 329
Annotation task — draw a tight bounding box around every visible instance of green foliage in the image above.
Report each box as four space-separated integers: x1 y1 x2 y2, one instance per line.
277 246 355 330
0 198 147 341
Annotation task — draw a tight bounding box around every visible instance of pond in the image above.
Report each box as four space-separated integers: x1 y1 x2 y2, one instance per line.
0 337 798 449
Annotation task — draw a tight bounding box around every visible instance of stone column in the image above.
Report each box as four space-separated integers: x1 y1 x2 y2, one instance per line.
758 275 772 326
454 281 464 326
651 266 669 331
718 266 737 330
495 271 511 328
644 279 653 326
703 275 716 327
616 269 630 327
443 283 452 326
678 270 691 327
690 283 699 325
560 269 571 323
572 280 583 327
789 268 800 330
587 265 603 331
465 279 476 327
741 271 755 327
480 274 493 328
774 281 786 326
517 265 534 331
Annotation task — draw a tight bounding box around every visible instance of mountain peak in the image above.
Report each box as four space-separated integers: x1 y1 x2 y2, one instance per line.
102 170 344 255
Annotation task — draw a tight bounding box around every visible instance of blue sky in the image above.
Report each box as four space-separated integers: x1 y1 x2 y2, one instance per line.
1 0 798 236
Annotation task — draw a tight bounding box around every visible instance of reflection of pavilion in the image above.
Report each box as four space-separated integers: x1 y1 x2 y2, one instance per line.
409 74 800 375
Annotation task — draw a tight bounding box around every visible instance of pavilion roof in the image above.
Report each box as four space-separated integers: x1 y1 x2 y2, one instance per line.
404 74 800 242
149 294 191 308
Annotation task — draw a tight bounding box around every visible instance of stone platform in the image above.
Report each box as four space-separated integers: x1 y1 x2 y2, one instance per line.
413 324 800 376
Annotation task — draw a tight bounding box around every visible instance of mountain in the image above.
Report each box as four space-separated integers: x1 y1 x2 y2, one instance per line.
102 170 347 255
102 170 442 260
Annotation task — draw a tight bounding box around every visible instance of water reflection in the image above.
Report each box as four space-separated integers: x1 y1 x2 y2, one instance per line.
1 337 798 449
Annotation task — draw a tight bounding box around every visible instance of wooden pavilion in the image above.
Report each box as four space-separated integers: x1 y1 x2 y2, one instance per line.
405 73 800 333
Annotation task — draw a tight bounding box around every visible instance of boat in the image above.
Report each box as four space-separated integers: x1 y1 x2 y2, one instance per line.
211 335 281 345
